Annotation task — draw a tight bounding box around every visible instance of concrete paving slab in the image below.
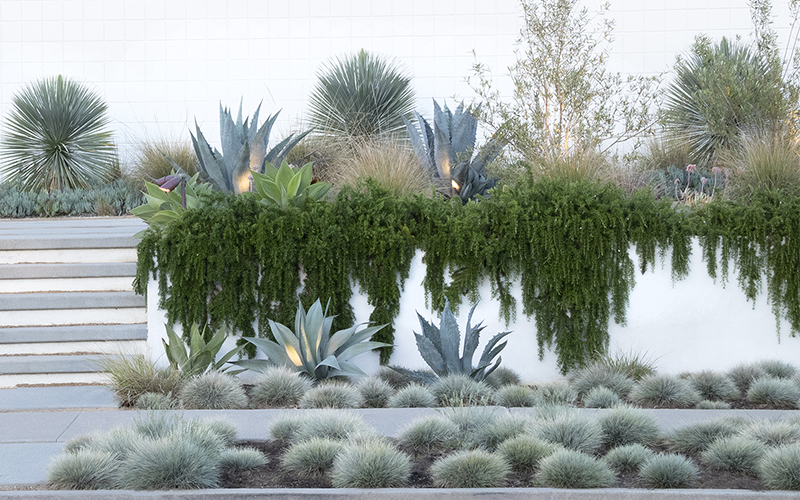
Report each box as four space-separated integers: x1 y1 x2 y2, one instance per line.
0 292 145 311
0 443 62 486
0 386 117 412
0 412 80 443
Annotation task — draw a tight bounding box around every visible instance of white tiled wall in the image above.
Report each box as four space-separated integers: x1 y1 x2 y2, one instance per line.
0 0 796 166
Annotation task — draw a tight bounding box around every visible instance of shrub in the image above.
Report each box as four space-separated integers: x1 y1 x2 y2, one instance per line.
48 450 119 490
250 367 312 408
595 350 657 381
758 445 800 490
357 377 395 408
746 377 800 408
99 355 182 407
330 441 411 488
270 417 301 442
0 75 117 191
87 427 142 461
583 386 623 408
399 417 460 452
739 420 800 447
669 419 743 454
494 384 537 407
117 437 221 490
331 139 431 196
604 444 655 474
201 419 238 446
537 449 616 488
759 360 798 380
218 448 267 473
629 375 701 408
387 383 436 408
638 453 699 489
728 363 767 395
597 406 660 449
696 400 731 409
125 134 197 189
533 412 604 454
430 450 510 488
133 413 181 440
484 367 522 388
281 438 341 476
442 407 500 448
701 436 766 475
293 410 368 443
472 413 529 451
63 435 93 454
687 370 740 401
134 392 177 410
179 372 248 409
298 382 363 409
497 435 560 474
570 362 634 399
534 383 577 405
431 374 494 406
723 127 800 201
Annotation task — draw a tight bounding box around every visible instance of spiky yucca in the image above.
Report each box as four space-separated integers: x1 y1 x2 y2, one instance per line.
387 383 436 408
179 372 248 409
638 453 699 489
604 444 655 474
431 450 510 488
281 438 341 476
250 366 312 408
399 417 460 452
497 435 560 474
298 382 364 409
330 441 411 488
537 449 616 488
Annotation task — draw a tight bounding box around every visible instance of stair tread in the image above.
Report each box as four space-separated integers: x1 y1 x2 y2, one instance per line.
0 324 148 344
0 262 137 279
0 354 116 374
0 291 145 310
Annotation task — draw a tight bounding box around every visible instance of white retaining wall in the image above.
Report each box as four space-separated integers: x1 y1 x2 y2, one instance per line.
0 0 797 171
146 241 800 382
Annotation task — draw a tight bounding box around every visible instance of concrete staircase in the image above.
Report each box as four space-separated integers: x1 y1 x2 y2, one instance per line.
0 217 148 388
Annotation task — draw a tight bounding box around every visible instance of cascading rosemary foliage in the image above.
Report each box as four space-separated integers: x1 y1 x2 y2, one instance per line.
134 179 799 374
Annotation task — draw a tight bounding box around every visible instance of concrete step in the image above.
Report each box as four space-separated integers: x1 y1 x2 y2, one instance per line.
0 307 147 327
0 324 148 344
0 276 135 293
0 354 113 375
0 248 137 264
0 339 147 355
0 233 140 250
0 291 145 311
0 262 137 279
0 217 145 229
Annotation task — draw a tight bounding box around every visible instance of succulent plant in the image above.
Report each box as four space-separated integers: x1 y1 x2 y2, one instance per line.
130 171 212 230
404 100 504 202
234 299 389 380
190 100 309 194
251 160 331 209
393 298 511 383
161 322 244 378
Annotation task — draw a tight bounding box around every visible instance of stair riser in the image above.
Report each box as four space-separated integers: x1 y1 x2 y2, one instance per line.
0 248 137 265
0 277 135 293
0 340 147 356
0 373 108 389
0 308 147 327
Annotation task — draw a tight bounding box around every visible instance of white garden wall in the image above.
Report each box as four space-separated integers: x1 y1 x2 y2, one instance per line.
0 0 796 173
146 240 800 383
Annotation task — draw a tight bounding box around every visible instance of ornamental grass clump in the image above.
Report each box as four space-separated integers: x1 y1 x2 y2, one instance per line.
250 366 312 408
496 435 560 474
472 413 529 451
739 419 800 447
431 450 510 488
494 384 537 407
179 372 248 409
330 441 411 488
701 436 766 475
534 383 577 405
669 418 743 454
758 445 800 490
281 438 341 476
570 362 634 399
728 363 767 395
270 416 301 442
687 370 740 401
746 377 800 408
533 412 604 454
88 428 142 461
47 450 120 490
759 360 798 380
357 377 395 408
117 436 221 490
376 366 414 389
218 448 267 473
134 392 177 410
399 417 460 452
484 367 522 388
443 407 500 447
536 449 616 488
99 355 182 407
431 374 494 406
293 410 368 443
629 374 701 408
638 453 699 489
603 444 655 474
387 383 436 408
597 406 660 449
583 386 623 408
696 400 731 409
298 382 363 409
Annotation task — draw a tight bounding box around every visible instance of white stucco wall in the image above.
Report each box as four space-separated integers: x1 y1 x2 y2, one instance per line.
147 241 800 383
0 0 797 172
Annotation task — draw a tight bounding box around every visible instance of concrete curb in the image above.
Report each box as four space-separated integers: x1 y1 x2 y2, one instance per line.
1 488 799 499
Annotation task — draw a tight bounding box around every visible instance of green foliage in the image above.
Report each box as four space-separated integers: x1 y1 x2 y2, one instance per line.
722 126 800 201
0 75 117 191
330 441 411 488
603 444 655 474
251 161 331 209
629 375 701 408
409 299 511 382
430 450 510 488
536 449 616 489
687 370 740 401
48 450 120 490
281 438 341 476
125 134 197 190
298 382 364 409
190 100 308 194
235 299 388 380
638 453 699 489
494 384 537 407
387 383 436 408
308 49 416 141
669 419 742 454
758 445 800 490
701 436 766 475
496 435 560 474
161 322 243 378
746 377 800 408
250 366 312 408
399 417 460 452
129 174 213 229
597 407 660 449
179 372 248 409
594 350 658 381
0 179 143 218
99 355 182 407
583 386 623 409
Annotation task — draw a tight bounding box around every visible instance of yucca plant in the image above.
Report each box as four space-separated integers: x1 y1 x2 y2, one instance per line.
405 100 504 202
308 49 416 140
233 299 389 380
251 160 331 209
391 298 511 383
0 75 117 191
161 322 244 378
191 100 309 194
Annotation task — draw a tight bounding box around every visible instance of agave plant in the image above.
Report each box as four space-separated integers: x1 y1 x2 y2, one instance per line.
191 100 310 194
308 49 416 140
393 299 511 382
233 299 390 380
404 100 504 202
0 75 117 191
251 160 331 209
162 323 244 378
